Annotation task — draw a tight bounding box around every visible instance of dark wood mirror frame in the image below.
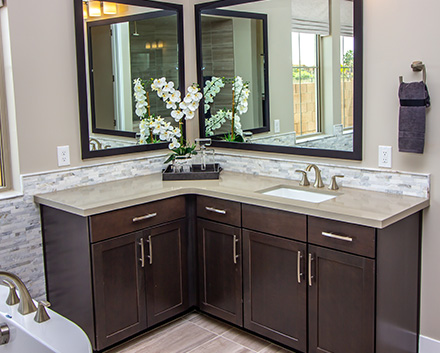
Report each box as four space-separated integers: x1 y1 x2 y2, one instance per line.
195 0 363 160
74 0 185 159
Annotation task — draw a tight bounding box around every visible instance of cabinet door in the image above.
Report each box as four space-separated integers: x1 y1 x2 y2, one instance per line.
92 231 147 351
144 219 189 326
198 219 243 326
243 230 307 351
308 245 375 353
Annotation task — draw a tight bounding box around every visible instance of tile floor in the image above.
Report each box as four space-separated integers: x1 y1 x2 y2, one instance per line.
105 312 294 353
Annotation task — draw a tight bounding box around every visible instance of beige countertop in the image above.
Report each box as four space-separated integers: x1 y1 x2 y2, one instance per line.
34 171 429 229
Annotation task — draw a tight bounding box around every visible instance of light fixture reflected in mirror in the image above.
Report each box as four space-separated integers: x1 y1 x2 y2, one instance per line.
83 1 118 18
83 2 88 19
88 1 101 17
102 2 117 14
145 41 164 50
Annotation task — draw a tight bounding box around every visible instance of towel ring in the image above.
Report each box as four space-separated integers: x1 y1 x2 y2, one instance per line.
399 61 426 84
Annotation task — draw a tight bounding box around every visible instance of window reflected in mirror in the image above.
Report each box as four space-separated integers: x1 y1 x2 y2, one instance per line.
196 0 362 159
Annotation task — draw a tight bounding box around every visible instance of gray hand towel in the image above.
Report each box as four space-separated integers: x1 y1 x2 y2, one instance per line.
398 81 430 154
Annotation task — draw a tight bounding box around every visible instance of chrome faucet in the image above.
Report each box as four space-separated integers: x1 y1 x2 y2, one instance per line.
0 271 37 315
305 164 324 188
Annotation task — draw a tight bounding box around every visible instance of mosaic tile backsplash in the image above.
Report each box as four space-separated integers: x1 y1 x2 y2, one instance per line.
0 152 430 299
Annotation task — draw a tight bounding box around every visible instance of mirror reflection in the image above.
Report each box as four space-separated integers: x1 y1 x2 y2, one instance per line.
75 1 184 157
89 12 180 137
200 10 269 138
196 0 362 159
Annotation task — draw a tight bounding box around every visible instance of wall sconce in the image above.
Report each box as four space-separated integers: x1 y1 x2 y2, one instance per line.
158 40 164 48
88 1 102 17
145 42 151 49
151 42 158 49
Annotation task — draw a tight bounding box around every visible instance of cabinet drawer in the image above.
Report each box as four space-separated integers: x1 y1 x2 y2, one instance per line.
90 196 186 242
242 204 306 242
308 216 376 258
197 196 241 227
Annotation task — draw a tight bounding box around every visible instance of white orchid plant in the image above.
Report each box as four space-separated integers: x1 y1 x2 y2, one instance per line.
133 77 202 163
204 76 250 142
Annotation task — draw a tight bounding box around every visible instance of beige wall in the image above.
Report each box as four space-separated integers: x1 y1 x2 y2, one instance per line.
3 0 440 342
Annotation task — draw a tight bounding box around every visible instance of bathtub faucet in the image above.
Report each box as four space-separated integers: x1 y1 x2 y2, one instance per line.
0 271 37 315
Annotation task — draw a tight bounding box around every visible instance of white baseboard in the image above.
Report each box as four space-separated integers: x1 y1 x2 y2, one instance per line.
420 335 440 353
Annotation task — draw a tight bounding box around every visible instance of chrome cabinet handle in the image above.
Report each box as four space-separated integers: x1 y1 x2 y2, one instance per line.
297 251 303 284
322 231 353 242
139 238 145 268
308 253 314 287
147 235 153 265
233 235 239 264
205 206 226 215
132 213 157 223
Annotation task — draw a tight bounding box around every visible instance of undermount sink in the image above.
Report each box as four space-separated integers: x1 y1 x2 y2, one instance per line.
260 186 337 203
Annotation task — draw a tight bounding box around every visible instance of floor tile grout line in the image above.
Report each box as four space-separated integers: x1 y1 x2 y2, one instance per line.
189 319 234 336
187 313 235 336
185 335 223 353
219 334 261 352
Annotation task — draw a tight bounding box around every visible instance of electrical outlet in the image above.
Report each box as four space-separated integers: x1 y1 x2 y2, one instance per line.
57 145 70 167
378 145 392 168
274 119 280 133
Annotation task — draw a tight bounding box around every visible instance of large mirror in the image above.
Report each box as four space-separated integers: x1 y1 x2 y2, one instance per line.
196 0 362 159
74 0 184 158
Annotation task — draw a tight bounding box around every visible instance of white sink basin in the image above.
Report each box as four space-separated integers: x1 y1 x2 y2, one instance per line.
261 186 337 203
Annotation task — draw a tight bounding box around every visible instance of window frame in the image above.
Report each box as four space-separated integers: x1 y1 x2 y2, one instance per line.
291 31 322 138
0 8 13 193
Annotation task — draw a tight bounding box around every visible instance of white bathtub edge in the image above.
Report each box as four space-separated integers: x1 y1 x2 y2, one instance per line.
420 335 440 353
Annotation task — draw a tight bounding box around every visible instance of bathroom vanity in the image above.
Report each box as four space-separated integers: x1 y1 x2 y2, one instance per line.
35 172 428 353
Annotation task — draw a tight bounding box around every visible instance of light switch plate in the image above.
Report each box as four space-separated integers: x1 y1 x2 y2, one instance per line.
57 146 70 167
378 145 392 168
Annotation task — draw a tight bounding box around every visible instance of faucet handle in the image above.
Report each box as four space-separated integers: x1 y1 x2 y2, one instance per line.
1 280 20 306
328 175 344 190
34 300 51 323
295 170 310 186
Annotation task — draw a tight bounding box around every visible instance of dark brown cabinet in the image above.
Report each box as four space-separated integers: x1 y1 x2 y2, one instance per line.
308 245 375 353
197 218 243 326
145 220 189 326
243 230 307 351
41 193 422 353
41 197 188 351
92 231 147 349
92 219 189 349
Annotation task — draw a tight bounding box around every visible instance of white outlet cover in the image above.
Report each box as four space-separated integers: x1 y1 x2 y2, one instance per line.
57 145 70 167
378 145 392 168
274 119 280 133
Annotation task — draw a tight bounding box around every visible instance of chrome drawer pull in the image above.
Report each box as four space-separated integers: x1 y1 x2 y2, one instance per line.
233 235 239 264
308 253 314 287
139 238 145 268
297 251 303 284
321 231 353 242
132 213 157 223
205 206 227 215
